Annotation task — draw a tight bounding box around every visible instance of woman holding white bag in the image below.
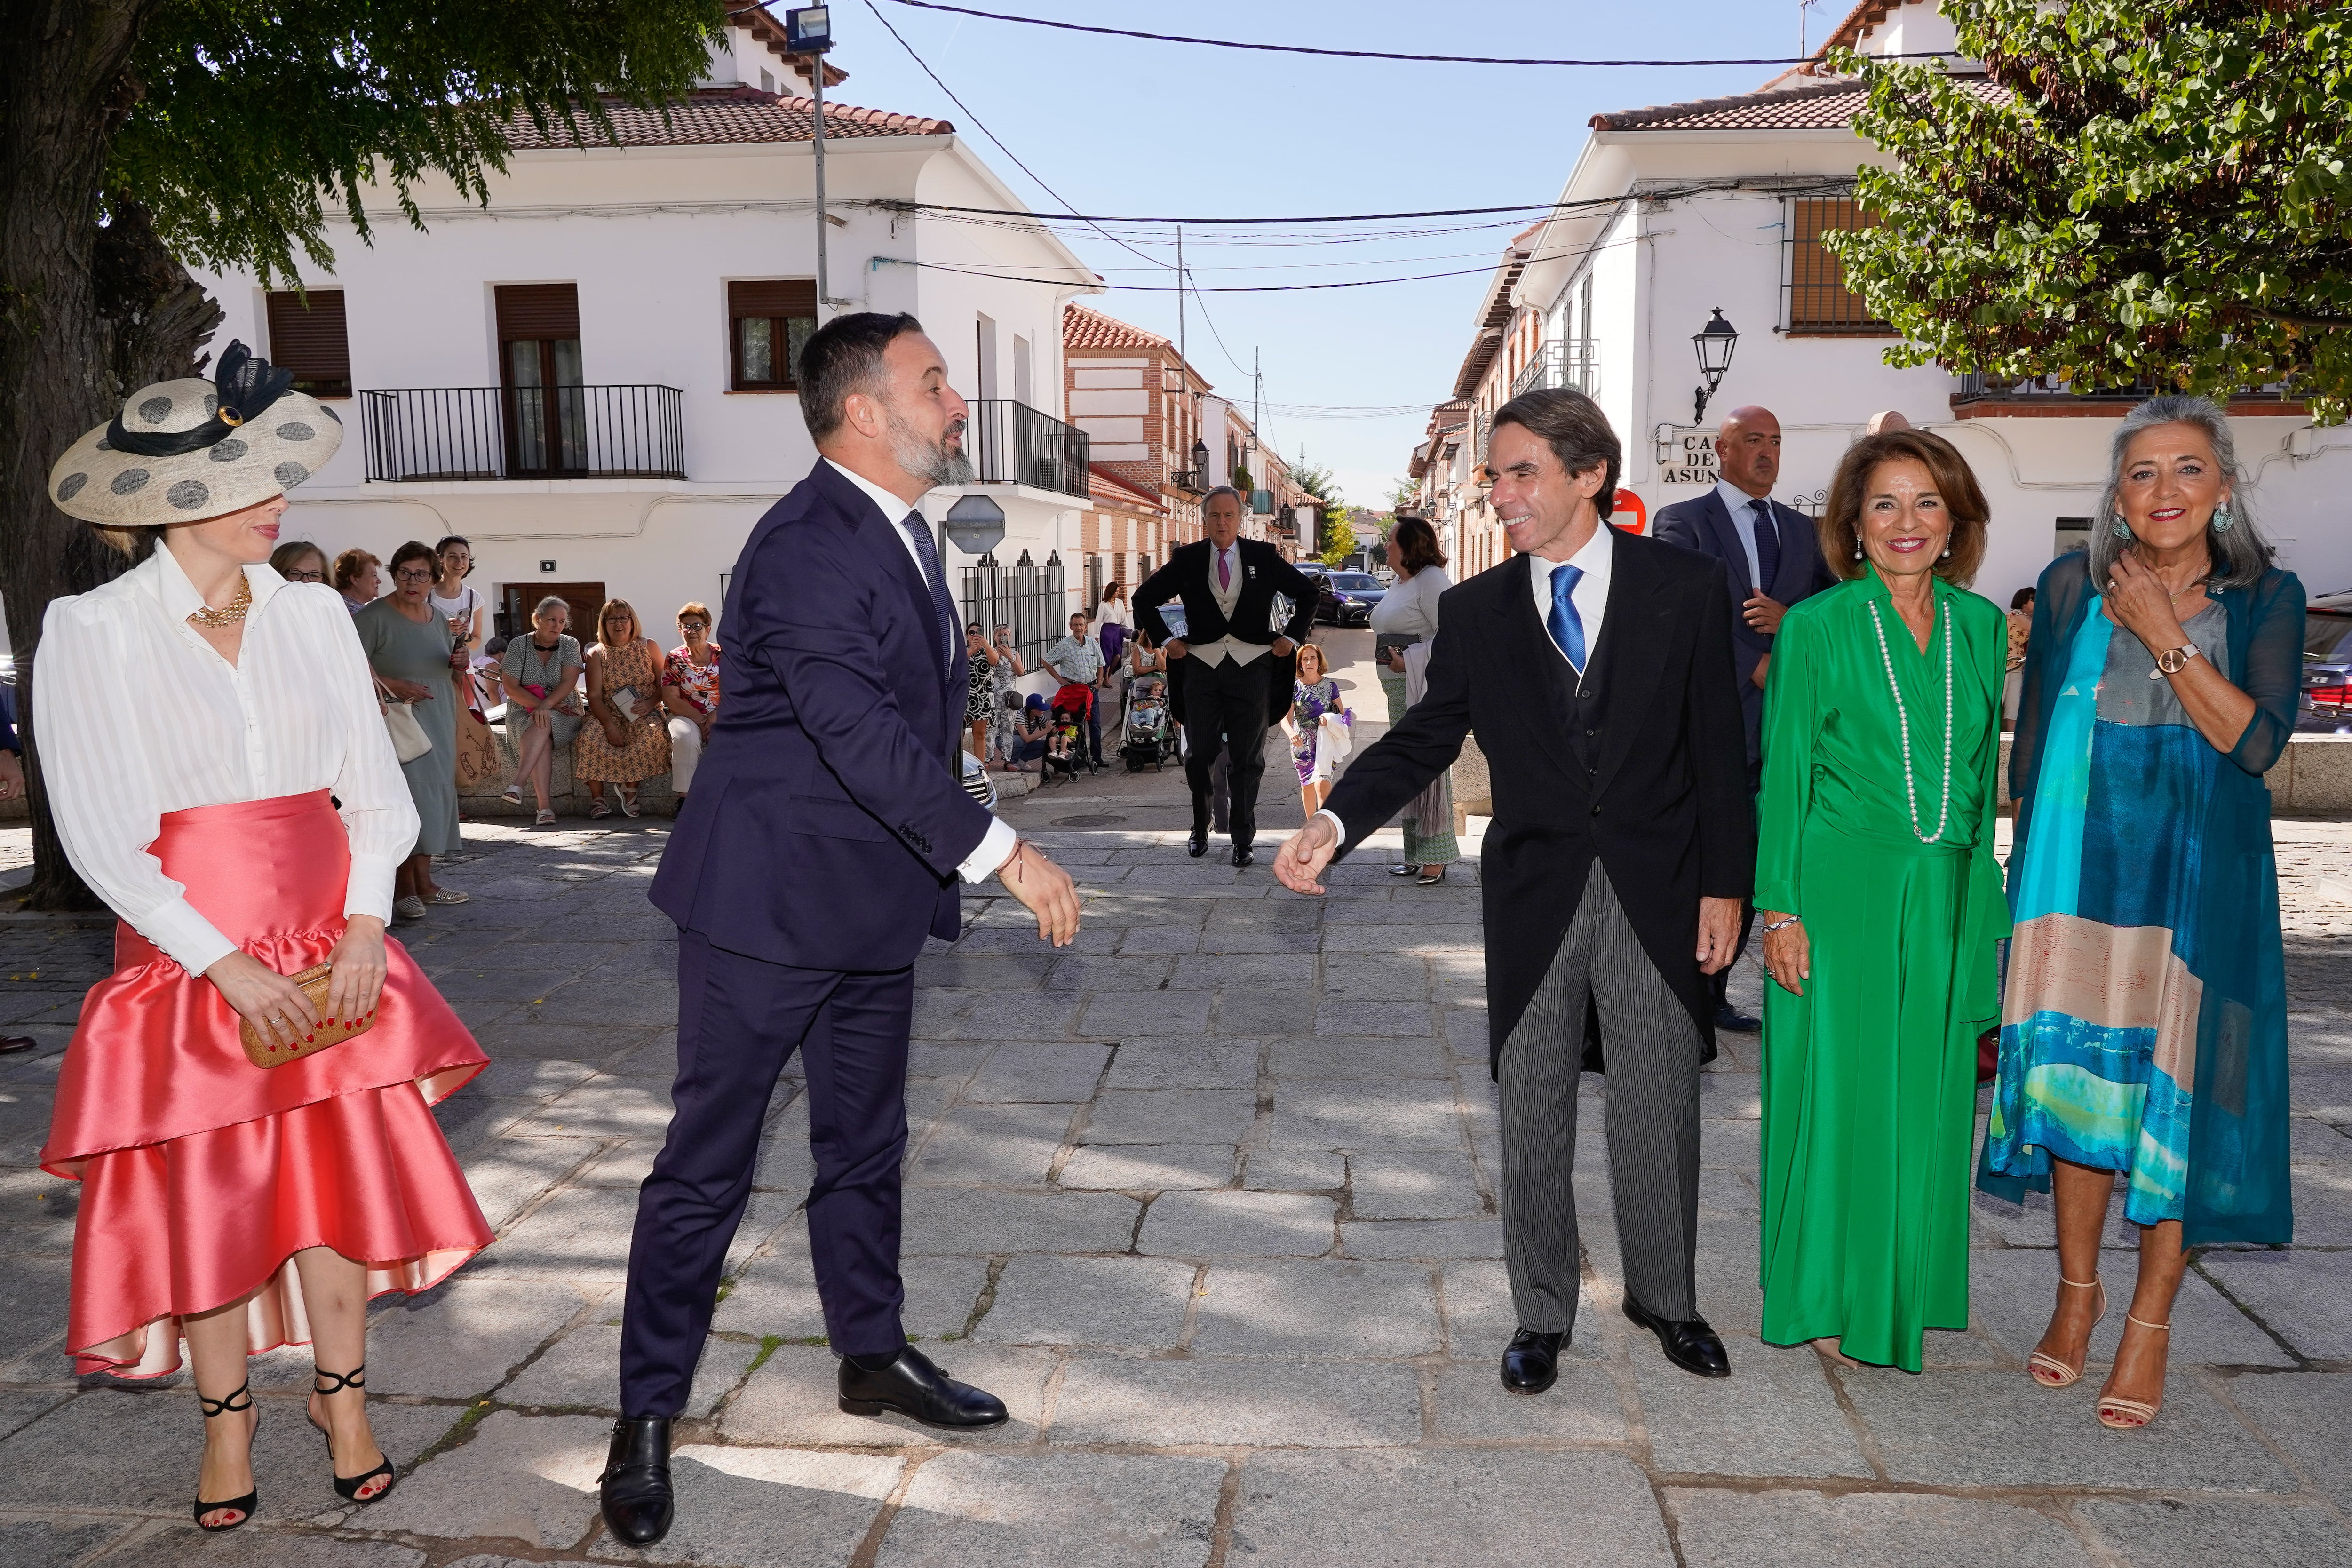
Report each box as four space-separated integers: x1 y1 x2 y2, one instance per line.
1283 642 1352 817
356 540 469 917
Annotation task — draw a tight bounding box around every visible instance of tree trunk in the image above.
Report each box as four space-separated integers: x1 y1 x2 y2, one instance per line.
0 0 192 909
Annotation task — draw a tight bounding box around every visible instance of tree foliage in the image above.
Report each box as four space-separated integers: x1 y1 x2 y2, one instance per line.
1287 455 1353 565
1828 0 2352 421
118 0 727 286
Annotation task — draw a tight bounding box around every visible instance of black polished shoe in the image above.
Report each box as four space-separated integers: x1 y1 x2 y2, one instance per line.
1231 843 1255 868
1712 1003 1761 1034
598 1417 675 1548
837 1346 1008 1429
1622 1296 1731 1378
1187 827 1209 858
1500 1328 1565 1395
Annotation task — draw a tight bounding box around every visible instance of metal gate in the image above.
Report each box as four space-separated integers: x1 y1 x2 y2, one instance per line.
960 549 1065 668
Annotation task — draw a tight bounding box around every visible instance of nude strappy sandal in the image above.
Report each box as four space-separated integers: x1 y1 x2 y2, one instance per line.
2028 1275 2107 1388
2097 1314 2170 1429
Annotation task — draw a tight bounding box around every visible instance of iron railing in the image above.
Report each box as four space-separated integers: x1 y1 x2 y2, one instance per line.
967 399 1089 498
360 385 685 481
1511 338 1600 399
1954 372 2303 407
960 549 1067 669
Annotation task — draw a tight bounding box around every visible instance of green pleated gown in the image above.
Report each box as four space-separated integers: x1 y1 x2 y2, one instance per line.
1754 568 2009 1371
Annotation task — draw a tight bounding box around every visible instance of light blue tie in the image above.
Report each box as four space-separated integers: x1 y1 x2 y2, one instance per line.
1547 562 1587 674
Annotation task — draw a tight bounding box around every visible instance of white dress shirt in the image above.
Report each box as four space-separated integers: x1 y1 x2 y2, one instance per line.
34 546 421 976
1713 479 1777 590
1528 519 1615 669
822 459 1016 883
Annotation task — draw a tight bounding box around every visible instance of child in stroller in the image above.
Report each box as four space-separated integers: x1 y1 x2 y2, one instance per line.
1120 670 1177 772
1043 698 1090 782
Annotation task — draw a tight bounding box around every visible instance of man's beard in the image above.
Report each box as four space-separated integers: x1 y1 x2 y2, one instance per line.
887 407 975 487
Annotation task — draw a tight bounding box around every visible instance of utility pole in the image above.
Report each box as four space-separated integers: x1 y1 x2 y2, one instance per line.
786 8 838 315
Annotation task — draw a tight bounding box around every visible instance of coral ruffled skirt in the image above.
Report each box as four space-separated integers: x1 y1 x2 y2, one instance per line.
41 790 491 1376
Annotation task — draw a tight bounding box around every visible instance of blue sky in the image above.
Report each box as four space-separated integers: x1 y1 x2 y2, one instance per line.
821 0 1836 507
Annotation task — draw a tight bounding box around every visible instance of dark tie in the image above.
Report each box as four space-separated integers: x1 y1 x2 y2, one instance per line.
1750 498 1781 597
903 510 959 676
1547 563 1587 674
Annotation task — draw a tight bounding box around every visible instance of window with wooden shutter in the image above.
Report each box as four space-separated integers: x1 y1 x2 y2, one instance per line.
264 290 351 398
729 279 818 391
493 284 581 344
1784 198 1892 336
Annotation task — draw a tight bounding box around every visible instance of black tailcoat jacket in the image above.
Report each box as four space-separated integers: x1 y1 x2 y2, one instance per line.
1133 539 1318 726
1322 531 1755 1075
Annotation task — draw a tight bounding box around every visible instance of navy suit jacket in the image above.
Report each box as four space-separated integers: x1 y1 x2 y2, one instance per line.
1653 489 1837 767
650 460 993 970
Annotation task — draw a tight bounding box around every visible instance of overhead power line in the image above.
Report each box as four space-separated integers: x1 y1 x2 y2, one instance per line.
884 256 1502 293
874 0 1956 68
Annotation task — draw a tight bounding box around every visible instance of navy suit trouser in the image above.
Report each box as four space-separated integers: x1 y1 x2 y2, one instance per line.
619 929 914 1417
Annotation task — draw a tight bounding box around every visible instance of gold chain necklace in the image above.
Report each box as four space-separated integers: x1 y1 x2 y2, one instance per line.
186 574 252 629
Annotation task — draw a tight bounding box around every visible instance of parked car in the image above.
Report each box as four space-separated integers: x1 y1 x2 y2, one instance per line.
1315 571 1388 627
2302 597 2352 724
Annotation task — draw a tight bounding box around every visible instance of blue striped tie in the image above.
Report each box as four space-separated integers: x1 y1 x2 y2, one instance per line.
1547 562 1587 674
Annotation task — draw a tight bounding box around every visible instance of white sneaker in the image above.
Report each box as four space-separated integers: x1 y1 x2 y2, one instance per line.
393 895 428 921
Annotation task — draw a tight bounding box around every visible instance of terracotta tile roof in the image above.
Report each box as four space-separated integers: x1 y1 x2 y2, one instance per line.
1064 302 1168 352
1089 468 1166 512
1589 74 2003 133
503 86 950 150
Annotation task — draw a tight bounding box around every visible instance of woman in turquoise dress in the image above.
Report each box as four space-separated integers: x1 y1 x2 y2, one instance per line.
1984 395 2302 1431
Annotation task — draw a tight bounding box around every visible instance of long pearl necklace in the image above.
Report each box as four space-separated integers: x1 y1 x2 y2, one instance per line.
1867 595 1952 844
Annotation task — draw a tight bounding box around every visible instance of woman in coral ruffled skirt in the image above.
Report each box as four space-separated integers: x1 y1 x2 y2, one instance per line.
37 345 492 1530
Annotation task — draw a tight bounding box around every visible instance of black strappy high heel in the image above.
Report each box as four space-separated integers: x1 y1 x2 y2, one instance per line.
310 1365 397 1504
194 1380 257 1531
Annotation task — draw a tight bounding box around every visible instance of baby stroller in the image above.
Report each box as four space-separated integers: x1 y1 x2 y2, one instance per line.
1040 697 1094 785
1120 673 1177 772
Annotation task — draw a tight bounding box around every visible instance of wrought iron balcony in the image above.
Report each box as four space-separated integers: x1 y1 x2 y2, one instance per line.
1511 338 1600 400
1951 371 2153 406
967 399 1090 498
360 385 685 481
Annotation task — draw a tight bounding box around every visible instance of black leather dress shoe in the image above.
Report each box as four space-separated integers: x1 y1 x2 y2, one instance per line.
1713 1003 1761 1034
1500 1328 1565 1394
1622 1296 1731 1378
1231 843 1255 868
837 1347 1008 1429
598 1417 674 1547
1187 827 1209 858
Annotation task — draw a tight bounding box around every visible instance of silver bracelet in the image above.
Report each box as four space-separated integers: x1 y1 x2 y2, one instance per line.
1761 915 1803 935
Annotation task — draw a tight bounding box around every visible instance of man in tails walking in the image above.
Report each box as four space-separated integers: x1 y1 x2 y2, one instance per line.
1653 405 1836 1033
1134 486 1316 867
600 313 1082 1547
1275 389 1752 1394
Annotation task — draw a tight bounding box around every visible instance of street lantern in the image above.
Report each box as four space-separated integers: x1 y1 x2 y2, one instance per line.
1189 438 1209 486
942 493 1006 557
1691 308 1739 423
783 5 832 51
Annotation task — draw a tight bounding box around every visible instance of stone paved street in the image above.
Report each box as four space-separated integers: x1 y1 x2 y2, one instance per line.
3 634 2352 1567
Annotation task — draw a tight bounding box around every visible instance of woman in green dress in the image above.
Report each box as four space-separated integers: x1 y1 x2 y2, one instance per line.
1754 428 2009 1371
356 541 467 918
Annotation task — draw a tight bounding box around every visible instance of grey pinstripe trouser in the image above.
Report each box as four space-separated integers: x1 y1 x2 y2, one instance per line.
1498 864 1704 1337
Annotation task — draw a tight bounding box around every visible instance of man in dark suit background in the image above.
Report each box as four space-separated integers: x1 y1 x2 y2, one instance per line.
600 314 1082 1548
1134 487 1316 866
1653 404 1836 1034
1276 388 1752 1396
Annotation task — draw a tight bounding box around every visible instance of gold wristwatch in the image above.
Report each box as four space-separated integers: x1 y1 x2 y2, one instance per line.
2151 640 2201 678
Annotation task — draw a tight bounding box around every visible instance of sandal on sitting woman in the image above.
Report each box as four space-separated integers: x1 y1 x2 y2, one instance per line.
620 787 642 819
535 808 557 827
2096 1313 2170 1429
310 1365 398 1504
194 1379 258 1532
588 796 612 820
2027 1275 2106 1388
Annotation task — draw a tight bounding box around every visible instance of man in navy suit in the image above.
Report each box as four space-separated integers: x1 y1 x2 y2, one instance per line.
599 314 1082 1548
1653 404 1836 1033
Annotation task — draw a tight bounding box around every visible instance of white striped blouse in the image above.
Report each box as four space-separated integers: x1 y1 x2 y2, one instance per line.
34 545 420 975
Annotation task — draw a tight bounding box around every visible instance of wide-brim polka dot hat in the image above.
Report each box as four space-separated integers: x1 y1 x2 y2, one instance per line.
47 340 341 527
